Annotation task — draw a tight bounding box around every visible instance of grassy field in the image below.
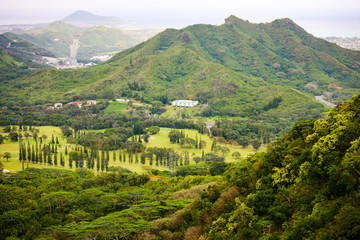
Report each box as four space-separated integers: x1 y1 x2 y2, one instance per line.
1 126 265 173
146 127 265 164
161 106 204 119
161 107 180 118
102 102 128 114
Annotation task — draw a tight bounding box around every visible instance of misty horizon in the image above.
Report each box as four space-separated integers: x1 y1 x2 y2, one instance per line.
1 0 360 37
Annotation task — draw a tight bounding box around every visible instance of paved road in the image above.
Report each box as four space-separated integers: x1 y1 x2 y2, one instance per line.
315 95 336 108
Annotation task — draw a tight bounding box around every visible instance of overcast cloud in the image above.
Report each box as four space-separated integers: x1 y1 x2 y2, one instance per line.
0 0 359 36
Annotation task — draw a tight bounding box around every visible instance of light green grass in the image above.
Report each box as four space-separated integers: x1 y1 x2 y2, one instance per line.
145 128 265 164
103 102 128 114
161 107 180 118
1 126 265 173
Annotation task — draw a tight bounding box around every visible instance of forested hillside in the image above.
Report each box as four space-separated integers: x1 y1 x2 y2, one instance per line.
0 167 220 239
2 16 360 106
0 32 55 61
145 93 360 239
0 48 46 82
1 95 359 239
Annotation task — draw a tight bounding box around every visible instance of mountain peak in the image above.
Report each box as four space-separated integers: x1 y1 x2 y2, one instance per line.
62 10 126 27
224 15 250 24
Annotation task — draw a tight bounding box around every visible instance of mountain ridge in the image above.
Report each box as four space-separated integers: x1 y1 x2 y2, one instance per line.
62 10 127 27
1 15 359 132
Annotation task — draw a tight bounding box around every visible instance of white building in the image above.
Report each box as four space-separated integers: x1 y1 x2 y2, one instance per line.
172 100 199 107
116 99 130 103
87 100 97 105
54 103 63 108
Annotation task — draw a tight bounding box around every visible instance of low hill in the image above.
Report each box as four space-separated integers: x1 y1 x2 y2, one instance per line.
0 48 46 82
0 32 55 61
18 21 139 59
62 10 127 27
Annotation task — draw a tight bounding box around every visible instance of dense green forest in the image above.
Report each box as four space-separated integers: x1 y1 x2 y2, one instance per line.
144 93 360 239
0 168 220 239
0 48 47 82
1 15 360 239
6 16 359 138
2 16 359 118
1 94 359 240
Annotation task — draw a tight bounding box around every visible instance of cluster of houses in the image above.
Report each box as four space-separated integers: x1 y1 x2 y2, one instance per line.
47 99 200 110
47 100 97 110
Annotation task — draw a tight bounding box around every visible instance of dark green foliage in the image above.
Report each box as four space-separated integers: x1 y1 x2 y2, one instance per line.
2 16 358 134
151 94 360 239
0 48 46 83
147 125 160 135
8 131 18 141
0 32 55 60
0 168 218 240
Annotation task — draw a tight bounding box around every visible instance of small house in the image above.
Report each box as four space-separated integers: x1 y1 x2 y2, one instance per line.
54 103 63 108
87 100 96 105
171 100 199 107
67 101 83 108
116 99 130 103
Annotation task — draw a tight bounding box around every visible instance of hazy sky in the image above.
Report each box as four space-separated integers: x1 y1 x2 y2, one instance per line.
1 0 360 36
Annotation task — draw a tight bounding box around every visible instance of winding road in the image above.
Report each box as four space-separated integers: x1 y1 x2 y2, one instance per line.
315 95 336 108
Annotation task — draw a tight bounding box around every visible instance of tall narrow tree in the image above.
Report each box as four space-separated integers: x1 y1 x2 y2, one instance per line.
39 147 43 164
19 141 22 161
35 144 39 163
54 151 58 167
60 152 64 167
31 145 35 163
96 157 100 172
101 151 105 172
47 152 52 165
27 142 31 162
69 155 72 169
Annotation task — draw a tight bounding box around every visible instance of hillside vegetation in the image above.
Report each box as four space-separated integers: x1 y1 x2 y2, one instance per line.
0 32 55 61
1 95 359 239
18 21 138 59
143 93 360 239
3 16 360 132
0 48 46 82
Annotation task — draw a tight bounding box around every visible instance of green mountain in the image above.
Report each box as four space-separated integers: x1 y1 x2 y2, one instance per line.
18 21 138 59
0 48 46 82
148 93 360 239
2 16 360 126
0 32 56 61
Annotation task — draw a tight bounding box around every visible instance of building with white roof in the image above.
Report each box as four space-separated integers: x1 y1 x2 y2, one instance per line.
171 100 199 107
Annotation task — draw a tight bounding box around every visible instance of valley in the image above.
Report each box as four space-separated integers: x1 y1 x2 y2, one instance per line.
1 10 360 240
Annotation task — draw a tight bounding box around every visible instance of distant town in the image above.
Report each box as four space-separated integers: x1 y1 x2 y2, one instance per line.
323 37 360 51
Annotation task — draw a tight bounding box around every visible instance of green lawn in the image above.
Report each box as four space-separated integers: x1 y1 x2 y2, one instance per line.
1 126 265 173
103 102 128 114
161 107 180 118
145 128 265 164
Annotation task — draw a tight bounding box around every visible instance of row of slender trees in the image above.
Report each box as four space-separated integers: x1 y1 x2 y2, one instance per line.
18 139 193 172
